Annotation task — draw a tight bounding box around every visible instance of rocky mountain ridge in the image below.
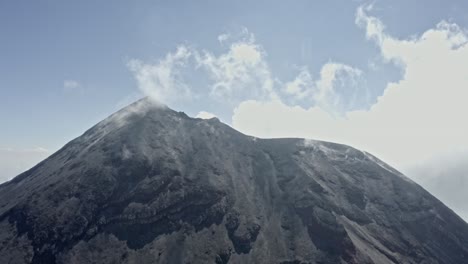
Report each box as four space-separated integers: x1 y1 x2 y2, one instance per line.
1 98 467 264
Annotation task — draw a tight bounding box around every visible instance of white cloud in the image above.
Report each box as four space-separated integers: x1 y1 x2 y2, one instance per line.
356 5 468 65
128 29 363 117
104 97 164 129
284 67 313 100
284 63 364 115
233 6 468 173
195 32 276 103
127 46 192 104
217 33 230 44
232 99 337 139
63 80 81 92
196 111 217 119
129 30 276 108
355 4 386 47
314 63 363 114
406 151 468 221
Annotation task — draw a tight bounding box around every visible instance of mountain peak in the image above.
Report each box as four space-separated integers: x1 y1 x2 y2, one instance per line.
1 100 468 264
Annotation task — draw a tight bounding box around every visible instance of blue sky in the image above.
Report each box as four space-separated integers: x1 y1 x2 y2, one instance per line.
2 0 467 150
2 1 468 219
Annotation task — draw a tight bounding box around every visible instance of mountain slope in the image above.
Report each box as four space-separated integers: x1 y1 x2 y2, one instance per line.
1 98 467 264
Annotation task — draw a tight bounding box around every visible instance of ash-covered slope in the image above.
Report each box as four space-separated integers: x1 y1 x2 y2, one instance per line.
1 98 468 264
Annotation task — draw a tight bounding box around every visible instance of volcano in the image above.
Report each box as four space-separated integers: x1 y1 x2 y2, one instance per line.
1 98 467 264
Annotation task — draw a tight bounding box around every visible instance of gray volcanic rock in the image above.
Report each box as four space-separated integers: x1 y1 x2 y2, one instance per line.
1 98 468 264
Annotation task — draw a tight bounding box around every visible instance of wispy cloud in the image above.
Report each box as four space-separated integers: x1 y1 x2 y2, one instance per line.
63 79 81 92
284 63 365 115
128 29 364 115
127 46 192 104
196 111 217 119
195 30 276 104
127 29 279 111
217 33 230 44
284 66 313 100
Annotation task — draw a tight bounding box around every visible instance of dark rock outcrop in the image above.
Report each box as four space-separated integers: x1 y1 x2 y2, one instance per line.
1 98 467 263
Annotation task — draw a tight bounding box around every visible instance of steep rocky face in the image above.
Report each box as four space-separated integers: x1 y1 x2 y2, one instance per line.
1 98 468 264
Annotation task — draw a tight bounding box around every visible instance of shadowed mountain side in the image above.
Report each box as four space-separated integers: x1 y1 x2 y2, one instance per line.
1 98 467 264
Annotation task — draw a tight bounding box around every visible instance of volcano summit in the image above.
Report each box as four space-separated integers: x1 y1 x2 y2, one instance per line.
0 98 467 264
